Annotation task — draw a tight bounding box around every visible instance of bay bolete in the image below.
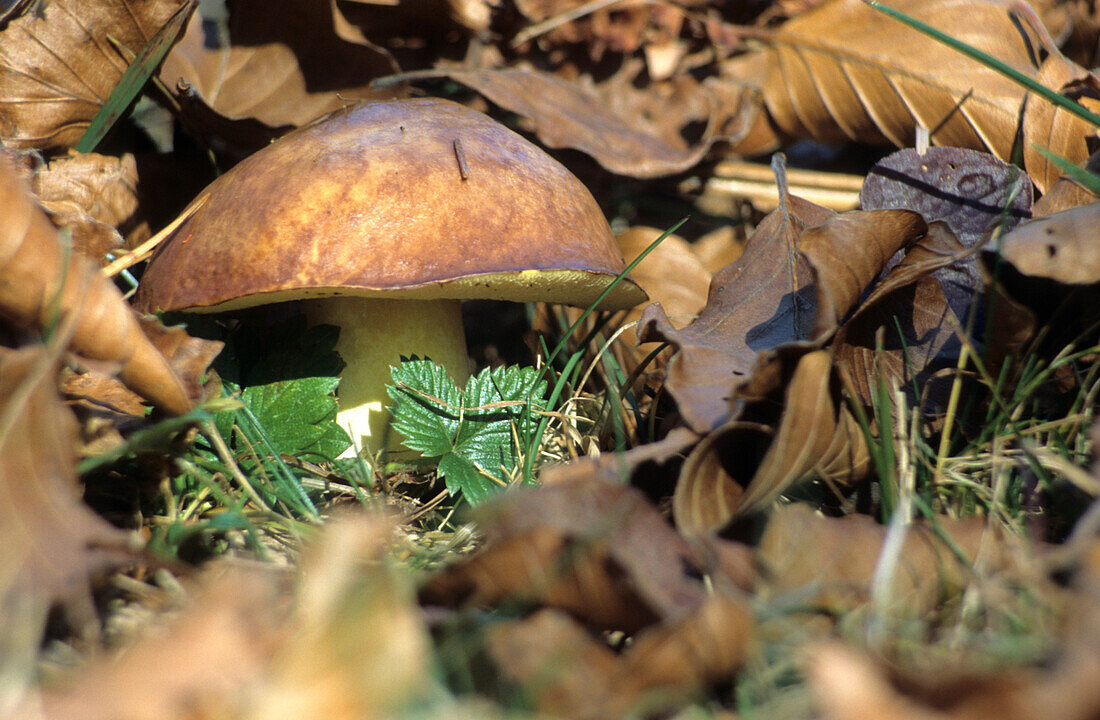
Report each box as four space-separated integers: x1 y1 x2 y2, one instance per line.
134 98 647 455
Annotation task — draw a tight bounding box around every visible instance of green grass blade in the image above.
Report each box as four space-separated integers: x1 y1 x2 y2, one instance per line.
1029 144 1100 195
522 218 687 481
545 217 687 368
864 1 1100 128
75 1 194 153
78 403 219 475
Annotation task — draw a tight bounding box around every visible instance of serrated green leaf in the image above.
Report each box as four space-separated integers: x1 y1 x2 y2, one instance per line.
387 360 466 457
239 376 351 462
438 453 501 504
387 359 547 504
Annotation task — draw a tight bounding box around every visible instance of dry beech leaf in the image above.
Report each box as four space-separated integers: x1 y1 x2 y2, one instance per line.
0 153 194 415
720 0 1040 163
860 146 1032 373
0 345 132 688
808 642 1034 720
31 565 285 720
757 503 1009 614
832 222 972 407
32 512 432 720
405 67 724 177
160 0 399 143
419 479 714 632
1021 55 1100 194
637 195 832 433
992 202 1100 284
31 151 148 252
487 592 752 719
0 0 192 151
249 513 433 720
62 317 223 419
638 196 925 433
674 349 870 534
861 147 1032 247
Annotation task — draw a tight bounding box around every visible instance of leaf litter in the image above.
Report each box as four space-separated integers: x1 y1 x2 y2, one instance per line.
2 0 1100 718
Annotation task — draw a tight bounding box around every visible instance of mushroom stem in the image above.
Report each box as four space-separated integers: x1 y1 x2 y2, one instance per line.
304 297 471 457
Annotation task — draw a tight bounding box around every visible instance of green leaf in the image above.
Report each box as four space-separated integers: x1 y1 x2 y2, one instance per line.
237 377 351 462
387 359 547 504
75 2 195 153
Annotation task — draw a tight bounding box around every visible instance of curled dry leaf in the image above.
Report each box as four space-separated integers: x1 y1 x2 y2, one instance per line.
487 591 752 719
638 196 925 433
0 345 132 697
757 503 1012 614
61 317 223 420
719 0 1040 163
860 146 1032 386
0 0 192 151
992 201 1100 285
0 153 194 415
160 0 399 149
420 479 718 632
674 349 870 534
1021 54 1100 194
30 151 148 253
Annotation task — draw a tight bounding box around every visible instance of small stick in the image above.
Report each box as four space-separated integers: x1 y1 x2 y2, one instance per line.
453 139 469 181
102 194 209 277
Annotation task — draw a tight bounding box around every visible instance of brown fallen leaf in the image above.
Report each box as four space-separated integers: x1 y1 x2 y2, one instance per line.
1021 53 1100 194
30 512 434 720
30 151 148 253
0 0 193 151
861 147 1032 248
396 66 744 177
992 201 1100 285
160 0 399 148
487 591 753 719
638 196 925 433
757 503 1008 614
674 349 870 533
0 344 132 699
719 0 1041 167
831 221 973 408
419 479 715 632
61 317 223 420
0 152 194 415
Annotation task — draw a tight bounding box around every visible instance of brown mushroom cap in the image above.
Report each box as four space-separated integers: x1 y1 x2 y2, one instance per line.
134 98 647 314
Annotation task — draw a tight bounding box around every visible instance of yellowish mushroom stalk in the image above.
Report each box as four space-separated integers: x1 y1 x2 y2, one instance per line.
305 297 471 457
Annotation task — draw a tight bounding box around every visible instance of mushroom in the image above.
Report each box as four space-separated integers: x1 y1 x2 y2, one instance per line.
134 98 647 455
